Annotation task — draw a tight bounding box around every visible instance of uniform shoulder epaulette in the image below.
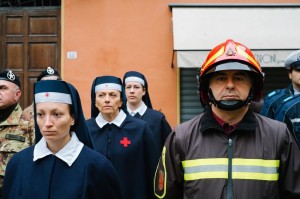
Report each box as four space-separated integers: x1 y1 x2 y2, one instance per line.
260 89 287 117
274 95 300 122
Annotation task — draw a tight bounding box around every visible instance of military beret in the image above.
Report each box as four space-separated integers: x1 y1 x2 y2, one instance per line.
284 50 300 70
37 66 61 81
0 70 21 87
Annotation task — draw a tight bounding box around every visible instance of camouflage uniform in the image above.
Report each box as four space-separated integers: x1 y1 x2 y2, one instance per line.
0 103 34 189
21 103 34 123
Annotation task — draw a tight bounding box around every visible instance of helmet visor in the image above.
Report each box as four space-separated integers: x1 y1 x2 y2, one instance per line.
206 61 258 75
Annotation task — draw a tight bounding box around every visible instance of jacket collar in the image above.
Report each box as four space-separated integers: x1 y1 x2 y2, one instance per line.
200 107 258 133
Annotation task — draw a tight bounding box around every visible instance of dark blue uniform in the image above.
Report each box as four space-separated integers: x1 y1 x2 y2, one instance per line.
3 145 121 199
127 108 171 151
274 94 300 148
122 71 172 151
260 84 293 118
4 80 121 199
87 115 159 199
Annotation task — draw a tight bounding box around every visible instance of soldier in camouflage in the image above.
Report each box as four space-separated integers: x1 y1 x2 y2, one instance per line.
0 70 34 197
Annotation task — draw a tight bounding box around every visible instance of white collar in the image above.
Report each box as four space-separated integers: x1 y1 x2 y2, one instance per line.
127 101 147 116
95 109 126 128
294 88 300 95
33 132 84 167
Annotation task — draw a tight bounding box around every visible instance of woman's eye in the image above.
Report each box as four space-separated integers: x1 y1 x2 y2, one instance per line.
36 113 43 117
97 94 106 99
54 113 61 117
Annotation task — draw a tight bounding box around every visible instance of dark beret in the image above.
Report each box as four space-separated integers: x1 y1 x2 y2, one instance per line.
0 70 20 87
37 66 61 81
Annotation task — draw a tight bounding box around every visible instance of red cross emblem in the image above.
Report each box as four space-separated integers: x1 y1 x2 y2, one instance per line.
120 137 131 147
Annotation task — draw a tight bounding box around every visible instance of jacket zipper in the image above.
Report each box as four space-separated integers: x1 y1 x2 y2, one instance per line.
227 138 233 199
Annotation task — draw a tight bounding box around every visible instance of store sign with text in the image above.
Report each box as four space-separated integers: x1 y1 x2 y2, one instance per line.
176 50 298 68
252 50 295 67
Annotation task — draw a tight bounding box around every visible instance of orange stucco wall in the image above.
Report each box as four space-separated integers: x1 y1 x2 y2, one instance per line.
62 0 300 129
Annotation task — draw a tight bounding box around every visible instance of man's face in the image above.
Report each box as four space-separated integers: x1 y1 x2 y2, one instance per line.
0 80 21 109
289 68 300 88
95 89 123 121
209 70 252 102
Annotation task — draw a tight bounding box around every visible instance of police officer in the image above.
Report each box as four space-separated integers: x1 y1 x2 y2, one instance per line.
0 70 34 197
154 39 300 198
260 50 300 118
269 50 300 148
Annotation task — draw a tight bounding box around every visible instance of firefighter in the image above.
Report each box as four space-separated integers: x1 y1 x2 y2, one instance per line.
154 39 300 199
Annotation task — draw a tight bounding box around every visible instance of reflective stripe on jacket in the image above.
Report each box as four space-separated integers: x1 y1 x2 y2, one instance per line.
182 158 279 181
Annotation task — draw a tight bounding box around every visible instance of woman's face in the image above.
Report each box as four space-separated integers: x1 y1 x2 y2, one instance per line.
36 102 74 145
125 82 145 105
95 89 123 121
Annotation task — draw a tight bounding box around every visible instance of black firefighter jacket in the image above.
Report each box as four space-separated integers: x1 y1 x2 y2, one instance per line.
154 108 300 199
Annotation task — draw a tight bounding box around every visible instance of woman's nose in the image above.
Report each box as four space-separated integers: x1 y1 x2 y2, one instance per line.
105 95 110 102
44 115 53 126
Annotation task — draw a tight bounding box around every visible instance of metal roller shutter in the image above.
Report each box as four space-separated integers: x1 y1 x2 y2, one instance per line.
262 68 290 96
180 68 204 123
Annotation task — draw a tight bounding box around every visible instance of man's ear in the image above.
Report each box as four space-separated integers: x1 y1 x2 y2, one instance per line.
15 89 21 102
288 72 292 80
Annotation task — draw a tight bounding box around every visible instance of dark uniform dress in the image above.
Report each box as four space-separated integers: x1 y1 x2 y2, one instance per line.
126 103 172 151
122 71 172 152
87 110 159 199
3 133 121 199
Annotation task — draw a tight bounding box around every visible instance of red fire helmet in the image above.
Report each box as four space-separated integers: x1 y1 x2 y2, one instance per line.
198 39 264 105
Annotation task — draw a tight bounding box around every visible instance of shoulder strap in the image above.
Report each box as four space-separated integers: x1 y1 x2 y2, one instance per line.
260 89 286 116
274 95 300 121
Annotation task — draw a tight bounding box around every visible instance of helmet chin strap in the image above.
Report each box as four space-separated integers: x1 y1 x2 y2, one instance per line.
208 88 253 111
